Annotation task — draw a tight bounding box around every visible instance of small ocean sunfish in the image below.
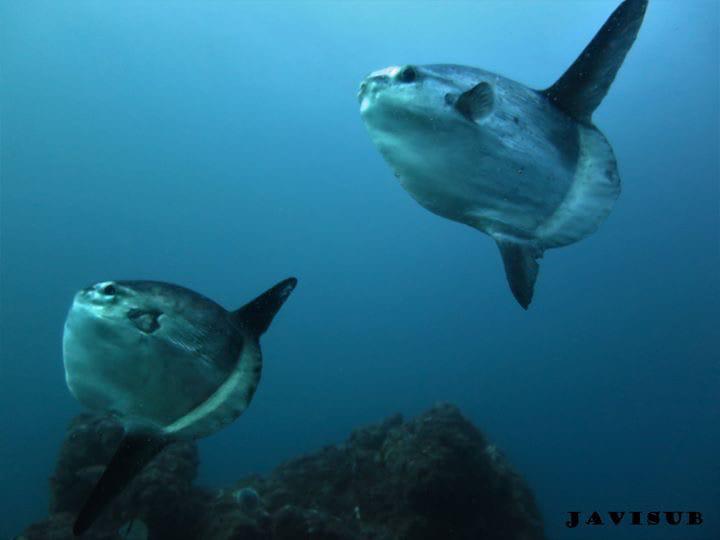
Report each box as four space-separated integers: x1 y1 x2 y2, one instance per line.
359 0 648 308
63 278 297 535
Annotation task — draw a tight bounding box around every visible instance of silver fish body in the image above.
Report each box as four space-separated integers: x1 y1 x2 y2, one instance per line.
64 280 247 434
64 277 297 534
359 0 648 308
360 65 618 245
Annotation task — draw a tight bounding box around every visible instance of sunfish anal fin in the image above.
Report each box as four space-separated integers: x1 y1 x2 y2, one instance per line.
73 430 167 536
496 239 543 310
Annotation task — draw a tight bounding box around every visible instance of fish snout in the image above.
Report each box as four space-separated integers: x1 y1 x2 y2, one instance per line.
358 77 389 103
358 67 399 103
73 281 122 310
358 80 369 102
74 287 93 304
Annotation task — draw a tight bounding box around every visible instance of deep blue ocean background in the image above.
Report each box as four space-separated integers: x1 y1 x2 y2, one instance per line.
1 1 718 538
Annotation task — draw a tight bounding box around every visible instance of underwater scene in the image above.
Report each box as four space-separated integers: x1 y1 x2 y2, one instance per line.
1 1 718 539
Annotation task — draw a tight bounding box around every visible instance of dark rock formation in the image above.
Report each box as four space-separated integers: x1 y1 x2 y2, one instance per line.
19 413 205 540
17 404 544 540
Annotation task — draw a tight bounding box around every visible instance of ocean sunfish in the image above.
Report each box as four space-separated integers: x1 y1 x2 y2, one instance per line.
359 0 648 308
63 278 297 535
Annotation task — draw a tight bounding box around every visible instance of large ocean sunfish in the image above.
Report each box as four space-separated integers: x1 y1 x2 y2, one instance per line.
63 278 297 535
359 0 648 308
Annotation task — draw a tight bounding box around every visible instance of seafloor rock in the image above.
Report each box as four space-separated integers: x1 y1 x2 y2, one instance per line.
25 413 205 540
232 403 544 540
19 404 544 540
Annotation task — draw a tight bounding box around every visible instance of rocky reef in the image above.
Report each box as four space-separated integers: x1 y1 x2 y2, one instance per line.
20 413 204 540
17 404 544 540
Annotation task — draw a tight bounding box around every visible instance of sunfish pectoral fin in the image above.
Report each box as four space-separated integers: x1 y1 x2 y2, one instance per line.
496 239 543 310
73 430 168 536
455 82 494 122
234 277 298 337
543 0 648 122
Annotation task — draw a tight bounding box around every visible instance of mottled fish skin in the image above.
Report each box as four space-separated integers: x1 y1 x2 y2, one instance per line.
62 278 297 435
63 280 244 428
360 64 584 242
65 277 297 534
358 0 648 308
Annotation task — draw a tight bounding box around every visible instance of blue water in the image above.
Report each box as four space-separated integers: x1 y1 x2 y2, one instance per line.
1 1 718 538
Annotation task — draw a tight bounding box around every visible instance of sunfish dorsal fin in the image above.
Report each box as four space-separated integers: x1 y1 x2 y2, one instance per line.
496 239 543 310
455 82 494 122
543 0 648 122
234 277 297 337
73 430 167 536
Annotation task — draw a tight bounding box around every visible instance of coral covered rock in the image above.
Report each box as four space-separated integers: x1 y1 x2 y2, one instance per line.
36 413 203 539
19 404 544 540
236 403 543 540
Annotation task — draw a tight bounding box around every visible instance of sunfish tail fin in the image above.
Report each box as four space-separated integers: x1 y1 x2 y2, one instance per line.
543 0 649 122
73 431 167 536
496 239 543 310
234 277 297 337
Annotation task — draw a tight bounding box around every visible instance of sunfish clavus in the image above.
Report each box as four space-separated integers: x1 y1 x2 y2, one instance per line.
359 0 648 308
63 278 297 534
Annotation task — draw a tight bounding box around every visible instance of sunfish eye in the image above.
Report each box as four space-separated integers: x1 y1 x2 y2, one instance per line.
397 66 416 83
101 284 117 296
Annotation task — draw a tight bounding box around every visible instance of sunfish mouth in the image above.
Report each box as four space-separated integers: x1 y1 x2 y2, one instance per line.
358 66 400 103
